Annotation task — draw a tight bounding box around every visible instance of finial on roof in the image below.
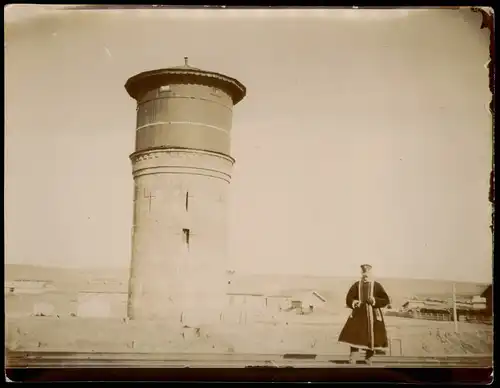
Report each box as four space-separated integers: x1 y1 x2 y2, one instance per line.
184 57 189 66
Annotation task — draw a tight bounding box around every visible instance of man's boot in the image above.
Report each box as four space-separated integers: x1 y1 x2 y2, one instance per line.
365 349 374 366
349 347 358 365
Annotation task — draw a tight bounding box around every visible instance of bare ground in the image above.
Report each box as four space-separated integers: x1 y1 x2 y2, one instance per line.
6 315 492 358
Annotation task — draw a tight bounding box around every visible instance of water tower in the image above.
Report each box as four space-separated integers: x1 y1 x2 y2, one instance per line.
124 58 246 327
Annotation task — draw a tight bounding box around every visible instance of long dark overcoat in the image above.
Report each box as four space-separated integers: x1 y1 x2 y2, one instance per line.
338 280 391 351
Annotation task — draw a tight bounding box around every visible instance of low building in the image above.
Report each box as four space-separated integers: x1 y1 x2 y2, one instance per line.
77 292 128 318
481 284 493 315
5 277 128 319
471 296 487 310
288 291 328 314
401 300 427 312
225 292 266 324
5 279 56 295
290 300 302 310
77 280 128 318
400 299 451 320
264 295 291 313
400 295 492 323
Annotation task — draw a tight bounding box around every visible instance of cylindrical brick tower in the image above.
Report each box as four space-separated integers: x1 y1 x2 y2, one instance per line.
124 58 246 326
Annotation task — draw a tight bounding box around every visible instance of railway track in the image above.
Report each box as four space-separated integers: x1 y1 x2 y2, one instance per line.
6 351 492 368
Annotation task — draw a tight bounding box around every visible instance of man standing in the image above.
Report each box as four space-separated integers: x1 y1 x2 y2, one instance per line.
338 264 391 365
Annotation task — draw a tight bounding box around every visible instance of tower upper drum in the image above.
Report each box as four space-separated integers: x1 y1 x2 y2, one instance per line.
125 58 246 157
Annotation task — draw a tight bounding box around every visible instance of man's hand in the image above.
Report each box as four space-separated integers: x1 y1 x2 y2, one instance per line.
368 297 376 306
352 300 361 309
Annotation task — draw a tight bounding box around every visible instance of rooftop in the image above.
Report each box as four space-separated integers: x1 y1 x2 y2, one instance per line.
480 284 492 298
124 57 246 104
166 56 202 71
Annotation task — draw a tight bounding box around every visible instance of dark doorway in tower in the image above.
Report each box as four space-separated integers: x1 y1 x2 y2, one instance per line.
182 228 190 251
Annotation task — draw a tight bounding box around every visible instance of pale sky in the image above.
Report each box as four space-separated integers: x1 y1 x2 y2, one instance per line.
4 7 493 282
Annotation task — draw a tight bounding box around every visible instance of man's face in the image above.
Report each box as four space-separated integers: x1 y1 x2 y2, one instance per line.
362 269 372 280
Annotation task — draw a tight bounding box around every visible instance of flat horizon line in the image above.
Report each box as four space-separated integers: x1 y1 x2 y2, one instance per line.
232 272 491 285
5 263 491 285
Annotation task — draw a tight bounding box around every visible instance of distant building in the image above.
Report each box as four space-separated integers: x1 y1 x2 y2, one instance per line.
225 292 266 324
77 292 127 318
4 280 56 295
264 295 292 313
481 284 493 315
401 299 451 320
290 300 303 310
401 300 427 312
288 291 327 314
471 296 487 310
5 277 127 319
400 294 492 324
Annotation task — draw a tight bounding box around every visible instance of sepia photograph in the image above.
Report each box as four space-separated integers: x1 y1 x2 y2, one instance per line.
4 5 494 383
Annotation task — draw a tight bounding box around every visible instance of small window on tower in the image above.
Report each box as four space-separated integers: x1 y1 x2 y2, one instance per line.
210 87 221 97
182 228 190 250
